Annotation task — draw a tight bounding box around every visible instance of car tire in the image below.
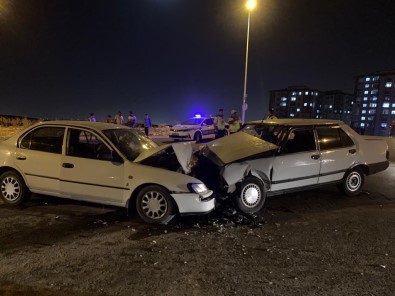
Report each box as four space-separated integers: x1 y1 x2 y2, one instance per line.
0 171 30 206
194 132 202 143
135 185 175 224
339 167 364 196
235 176 266 213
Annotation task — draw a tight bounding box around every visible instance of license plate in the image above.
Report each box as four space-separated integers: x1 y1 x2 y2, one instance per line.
171 132 179 136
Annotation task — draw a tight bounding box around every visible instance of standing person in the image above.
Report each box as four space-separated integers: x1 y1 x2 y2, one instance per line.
144 113 152 136
88 113 96 122
228 110 241 134
127 111 137 128
105 114 113 123
114 111 124 125
265 108 277 120
214 108 226 139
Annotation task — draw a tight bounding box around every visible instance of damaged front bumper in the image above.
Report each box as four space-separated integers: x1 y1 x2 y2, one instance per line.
171 190 215 215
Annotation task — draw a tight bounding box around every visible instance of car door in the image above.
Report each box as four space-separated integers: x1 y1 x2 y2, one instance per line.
316 126 357 184
14 126 65 195
270 127 320 191
59 128 128 204
201 118 215 139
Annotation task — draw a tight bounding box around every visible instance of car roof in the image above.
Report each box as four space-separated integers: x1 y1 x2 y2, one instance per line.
247 118 344 126
32 120 130 132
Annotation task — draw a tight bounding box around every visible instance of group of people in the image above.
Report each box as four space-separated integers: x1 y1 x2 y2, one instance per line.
213 107 277 139
213 108 242 139
88 111 152 136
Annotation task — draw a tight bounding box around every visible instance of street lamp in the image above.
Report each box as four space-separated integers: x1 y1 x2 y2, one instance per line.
241 0 256 125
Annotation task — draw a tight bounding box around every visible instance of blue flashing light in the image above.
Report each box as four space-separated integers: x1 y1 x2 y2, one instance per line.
194 114 202 118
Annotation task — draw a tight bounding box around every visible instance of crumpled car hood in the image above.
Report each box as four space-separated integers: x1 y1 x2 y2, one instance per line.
202 132 278 166
134 142 194 174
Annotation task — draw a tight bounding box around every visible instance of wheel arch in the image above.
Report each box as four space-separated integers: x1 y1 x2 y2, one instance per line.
349 163 369 176
126 183 179 214
0 166 27 184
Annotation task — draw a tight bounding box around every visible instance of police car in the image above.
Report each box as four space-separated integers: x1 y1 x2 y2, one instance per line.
169 115 216 142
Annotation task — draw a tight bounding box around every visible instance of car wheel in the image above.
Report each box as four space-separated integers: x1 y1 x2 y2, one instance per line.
0 171 30 206
235 176 266 213
194 132 202 143
135 185 175 224
339 168 364 196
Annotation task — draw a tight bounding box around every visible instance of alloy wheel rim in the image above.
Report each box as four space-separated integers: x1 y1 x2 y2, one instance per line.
141 191 167 219
1 177 21 202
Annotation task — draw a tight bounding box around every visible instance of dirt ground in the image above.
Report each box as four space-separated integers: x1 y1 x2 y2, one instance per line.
0 164 394 296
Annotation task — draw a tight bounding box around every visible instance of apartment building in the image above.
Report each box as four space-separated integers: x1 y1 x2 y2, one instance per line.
352 70 395 136
269 86 353 123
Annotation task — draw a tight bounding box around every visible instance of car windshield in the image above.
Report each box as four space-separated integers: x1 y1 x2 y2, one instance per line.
102 128 158 161
240 123 286 145
181 118 204 125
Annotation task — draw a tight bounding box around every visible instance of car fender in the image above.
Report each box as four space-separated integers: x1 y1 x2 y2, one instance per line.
221 162 250 188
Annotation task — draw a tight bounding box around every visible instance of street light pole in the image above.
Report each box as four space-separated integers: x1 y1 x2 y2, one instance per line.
241 0 256 125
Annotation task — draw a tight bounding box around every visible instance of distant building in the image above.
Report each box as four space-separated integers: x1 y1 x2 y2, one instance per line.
269 86 321 119
352 70 395 136
316 90 354 125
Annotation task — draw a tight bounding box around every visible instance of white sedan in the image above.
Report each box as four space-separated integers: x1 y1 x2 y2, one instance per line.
192 119 390 213
0 121 215 224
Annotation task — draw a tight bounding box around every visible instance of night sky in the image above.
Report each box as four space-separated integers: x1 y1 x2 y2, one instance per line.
1 0 395 124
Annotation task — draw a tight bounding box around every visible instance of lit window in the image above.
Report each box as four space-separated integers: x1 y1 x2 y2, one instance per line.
305 91 309 95
368 109 376 114
315 92 318 96
363 104 367 107
347 111 351 114
310 103 313 107
281 97 287 101
372 97 377 101
371 90 378 94
361 116 366 120
372 76 379 81
280 102 287 107
303 103 307 106
385 82 392 88
363 97 368 101
365 77 371 82
385 97 391 101
361 123 365 127
383 102 390 108
291 97 296 101
292 91 297 95
317 110 320 113
296 108 300 112
364 84 370 88
290 113 295 117
351 101 354 104
362 110 366 114
382 110 389 115
381 123 387 128
364 91 369 94
392 103 395 108
391 110 395 115
369 103 377 108
329 105 333 109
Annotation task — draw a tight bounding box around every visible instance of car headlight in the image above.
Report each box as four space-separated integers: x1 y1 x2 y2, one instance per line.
188 183 213 200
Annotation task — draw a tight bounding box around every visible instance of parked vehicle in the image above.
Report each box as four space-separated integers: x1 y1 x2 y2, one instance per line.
169 116 216 142
0 121 215 224
191 119 390 213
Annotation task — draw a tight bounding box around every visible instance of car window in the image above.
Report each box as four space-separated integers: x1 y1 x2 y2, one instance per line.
103 128 157 161
204 118 214 125
181 118 204 125
281 128 316 154
67 128 111 160
241 124 285 145
316 126 354 150
20 127 64 154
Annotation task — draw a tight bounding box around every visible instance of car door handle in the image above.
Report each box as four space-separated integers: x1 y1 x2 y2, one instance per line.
16 155 26 160
349 149 356 154
62 163 74 168
311 154 320 160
